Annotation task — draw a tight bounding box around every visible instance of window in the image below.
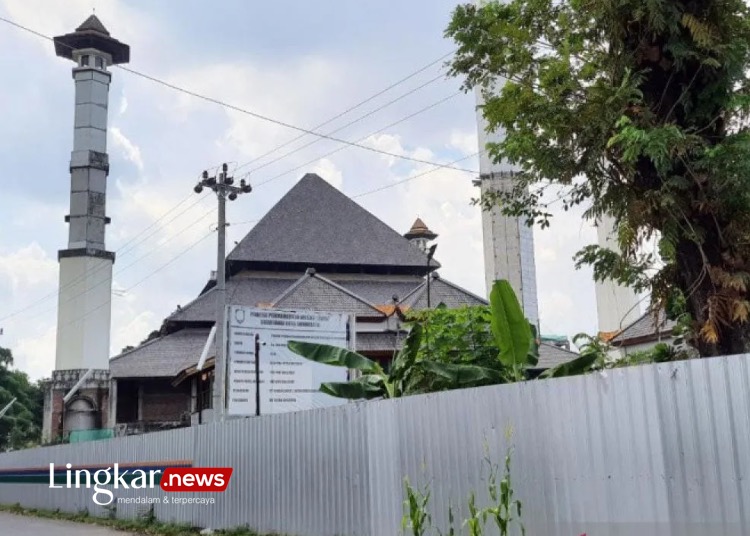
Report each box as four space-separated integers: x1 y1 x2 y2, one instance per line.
95 56 104 69
80 55 90 67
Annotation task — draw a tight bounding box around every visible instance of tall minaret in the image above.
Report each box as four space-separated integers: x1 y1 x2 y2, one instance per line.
595 215 642 334
42 16 129 441
474 97 539 326
52 16 129 371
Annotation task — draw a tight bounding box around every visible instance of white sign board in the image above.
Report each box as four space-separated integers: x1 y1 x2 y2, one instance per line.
227 307 350 416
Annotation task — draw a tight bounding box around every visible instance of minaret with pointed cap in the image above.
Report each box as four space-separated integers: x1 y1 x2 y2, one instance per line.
52 15 129 371
404 217 437 254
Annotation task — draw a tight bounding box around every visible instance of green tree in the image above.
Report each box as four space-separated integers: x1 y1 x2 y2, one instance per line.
446 0 750 356
0 347 43 451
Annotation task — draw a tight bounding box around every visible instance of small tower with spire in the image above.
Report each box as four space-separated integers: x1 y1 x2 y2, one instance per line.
42 16 129 442
404 218 437 254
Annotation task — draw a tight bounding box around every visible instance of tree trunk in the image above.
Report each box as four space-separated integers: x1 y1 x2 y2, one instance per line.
676 234 750 356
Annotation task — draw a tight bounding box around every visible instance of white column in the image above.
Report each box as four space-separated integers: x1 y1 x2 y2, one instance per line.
595 215 642 332
54 61 114 372
474 89 539 326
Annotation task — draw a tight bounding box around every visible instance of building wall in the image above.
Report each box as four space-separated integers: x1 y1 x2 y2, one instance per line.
115 379 191 425
41 370 110 442
4 354 750 535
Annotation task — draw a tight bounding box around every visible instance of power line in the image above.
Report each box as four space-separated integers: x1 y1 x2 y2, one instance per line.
243 72 448 177
352 151 481 198
26 209 218 327
53 230 215 336
1 204 217 326
233 51 455 173
0 191 209 323
0 16 475 175
255 91 462 188
230 149 482 226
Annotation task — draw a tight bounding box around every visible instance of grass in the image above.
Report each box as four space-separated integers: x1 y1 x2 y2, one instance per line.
0 503 280 536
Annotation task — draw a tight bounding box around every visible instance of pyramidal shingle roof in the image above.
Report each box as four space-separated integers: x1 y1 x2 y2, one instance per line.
76 14 110 35
227 173 439 275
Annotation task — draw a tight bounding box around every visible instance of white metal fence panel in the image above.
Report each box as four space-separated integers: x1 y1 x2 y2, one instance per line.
0 355 749 535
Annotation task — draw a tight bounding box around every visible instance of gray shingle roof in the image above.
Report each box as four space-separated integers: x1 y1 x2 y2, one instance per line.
168 276 298 323
326 276 424 304
273 273 385 316
356 332 401 353
402 276 488 310
227 174 439 274
110 328 210 378
535 343 579 369
609 309 676 345
76 14 110 35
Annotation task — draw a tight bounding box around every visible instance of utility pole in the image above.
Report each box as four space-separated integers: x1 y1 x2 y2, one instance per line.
426 244 437 308
194 164 252 422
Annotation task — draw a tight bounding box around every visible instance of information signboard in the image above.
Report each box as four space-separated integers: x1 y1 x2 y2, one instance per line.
226 306 350 416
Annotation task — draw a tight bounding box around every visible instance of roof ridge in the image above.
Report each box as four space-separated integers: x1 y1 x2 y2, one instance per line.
166 285 218 322
433 277 489 305
269 272 310 305
271 271 385 316
109 332 164 362
310 272 384 314
400 280 427 304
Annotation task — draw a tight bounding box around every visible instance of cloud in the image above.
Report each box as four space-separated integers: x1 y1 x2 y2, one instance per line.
448 129 478 156
110 127 144 171
13 325 57 380
111 308 158 356
118 94 128 115
364 133 406 167
310 158 343 188
0 242 57 295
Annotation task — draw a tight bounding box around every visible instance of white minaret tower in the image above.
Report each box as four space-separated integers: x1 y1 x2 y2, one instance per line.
595 215 642 333
52 16 129 371
474 96 539 326
42 16 130 442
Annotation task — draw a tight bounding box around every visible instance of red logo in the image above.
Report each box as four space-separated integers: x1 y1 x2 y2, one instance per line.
160 468 233 492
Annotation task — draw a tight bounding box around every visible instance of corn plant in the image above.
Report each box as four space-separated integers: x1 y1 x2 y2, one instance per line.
483 448 524 536
463 492 484 536
437 503 456 536
402 478 432 536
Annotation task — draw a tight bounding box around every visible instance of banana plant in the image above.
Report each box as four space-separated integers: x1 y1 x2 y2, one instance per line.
489 280 537 380
539 334 603 379
288 324 423 399
288 323 507 399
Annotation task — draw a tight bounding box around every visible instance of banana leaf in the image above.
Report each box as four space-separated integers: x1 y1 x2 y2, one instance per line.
527 323 540 367
539 352 599 379
389 324 423 383
287 341 381 373
320 375 385 399
421 360 506 386
490 280 533 369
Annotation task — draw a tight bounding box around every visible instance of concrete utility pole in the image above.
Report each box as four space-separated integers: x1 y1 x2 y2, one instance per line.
194 164 252 421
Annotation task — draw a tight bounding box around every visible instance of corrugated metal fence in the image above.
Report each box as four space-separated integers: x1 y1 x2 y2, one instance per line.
1 355 749 535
